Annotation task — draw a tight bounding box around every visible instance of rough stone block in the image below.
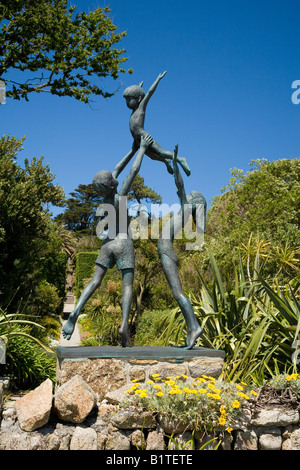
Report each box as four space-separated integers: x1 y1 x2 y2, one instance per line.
252 407 299 427
149 362 187 380
111 409 156 429
53 375 97 423
14 379 53 432
70 426 98 450
58 358 126 400
187 357 223 378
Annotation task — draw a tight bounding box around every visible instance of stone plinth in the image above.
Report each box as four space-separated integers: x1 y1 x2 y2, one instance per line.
56 346 225 401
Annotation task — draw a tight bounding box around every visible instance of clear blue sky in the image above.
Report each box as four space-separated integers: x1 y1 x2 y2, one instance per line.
2 0 300 217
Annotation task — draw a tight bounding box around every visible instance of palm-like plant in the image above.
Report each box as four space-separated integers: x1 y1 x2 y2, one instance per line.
0 307 54 363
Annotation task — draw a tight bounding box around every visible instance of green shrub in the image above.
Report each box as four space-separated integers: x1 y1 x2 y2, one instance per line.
74 251 98 297
1 329 56 390
134 309 177 347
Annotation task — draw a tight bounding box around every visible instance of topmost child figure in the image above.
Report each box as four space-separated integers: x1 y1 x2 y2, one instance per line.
113 71 191 179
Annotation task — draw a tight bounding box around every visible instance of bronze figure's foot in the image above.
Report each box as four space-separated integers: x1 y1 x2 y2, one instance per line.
179 157 191 176
184 326 204 350
119 326 130 347
62 314 77 340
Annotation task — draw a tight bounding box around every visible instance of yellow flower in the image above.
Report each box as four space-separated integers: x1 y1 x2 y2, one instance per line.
250 390 258 396
236 384 244 391
285 373 298 381
226 426 233 434
175 389 183 395
207 392 215 398
232 400 241 409
241 382 247 386
166 376 174 379
131 379 139 383
208 383 215 390
219 416 226 426
213 394 221 400
147 380 154 384
140 392 147 398
152 374 160 379
153 384 162 389
157 391 164 397
198 378 207 383
213 388 221 394
130 385 137 390
237 392 250 400
220 405 226 415
165 380 175 386
198 388 207 394
182 374 188 379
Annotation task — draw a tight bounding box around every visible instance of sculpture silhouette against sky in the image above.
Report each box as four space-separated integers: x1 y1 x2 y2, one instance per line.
62 72 206 349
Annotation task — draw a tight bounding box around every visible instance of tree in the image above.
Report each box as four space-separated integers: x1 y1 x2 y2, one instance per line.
127 174 162 205
0 135 65 306
0 0 132 103
199 158 300 280
55 183 103 235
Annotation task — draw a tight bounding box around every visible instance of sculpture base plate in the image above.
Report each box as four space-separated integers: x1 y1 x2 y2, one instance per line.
56 345 225 361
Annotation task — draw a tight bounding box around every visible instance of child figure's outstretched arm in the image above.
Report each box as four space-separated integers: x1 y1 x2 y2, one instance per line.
140 71 167 111
119 134 153 196
173 144 188 207
112 141 139 179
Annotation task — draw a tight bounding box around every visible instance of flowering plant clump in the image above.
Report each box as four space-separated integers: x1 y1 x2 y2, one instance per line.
267 373 300 397
121 374 258 434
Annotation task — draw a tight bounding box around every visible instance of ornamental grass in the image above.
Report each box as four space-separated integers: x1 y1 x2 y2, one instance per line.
121 374 258 434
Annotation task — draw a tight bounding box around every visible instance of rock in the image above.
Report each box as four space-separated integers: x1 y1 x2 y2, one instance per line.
58 358 126 400
168 431 195 450
0 431 29 450
129 366 146 382
187 357 223 379
157 414 191 434
130 429 146 449
111 409 156 429
53 375 97 424
149 363 187 381
105 430 131 450
70 426 98 450
105 385 132 405
146 430 166 450
282 427 300 450
252 407 299 427
14 379 53 432
259 429 282 450
234 430 258 450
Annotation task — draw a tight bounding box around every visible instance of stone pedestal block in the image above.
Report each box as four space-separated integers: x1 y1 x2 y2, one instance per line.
56 346 225 401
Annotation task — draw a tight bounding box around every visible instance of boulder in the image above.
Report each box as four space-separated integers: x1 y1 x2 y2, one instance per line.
70 426 98 450
14 379 53 432
53 375 97 423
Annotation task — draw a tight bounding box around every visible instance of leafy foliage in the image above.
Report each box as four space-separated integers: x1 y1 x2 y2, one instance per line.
55 184 103 235
0 135 65 306
205 158 300 280
0 0 132 102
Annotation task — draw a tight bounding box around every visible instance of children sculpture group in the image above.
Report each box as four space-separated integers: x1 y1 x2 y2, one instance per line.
62 71 206 350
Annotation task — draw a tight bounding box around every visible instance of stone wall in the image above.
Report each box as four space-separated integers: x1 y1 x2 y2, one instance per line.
1 348 300 451
1 375 300 451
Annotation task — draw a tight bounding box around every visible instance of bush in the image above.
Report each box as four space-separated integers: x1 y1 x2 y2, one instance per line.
1 330 56 390
121 374 258 435
74 251 98 297
134 309 177 346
